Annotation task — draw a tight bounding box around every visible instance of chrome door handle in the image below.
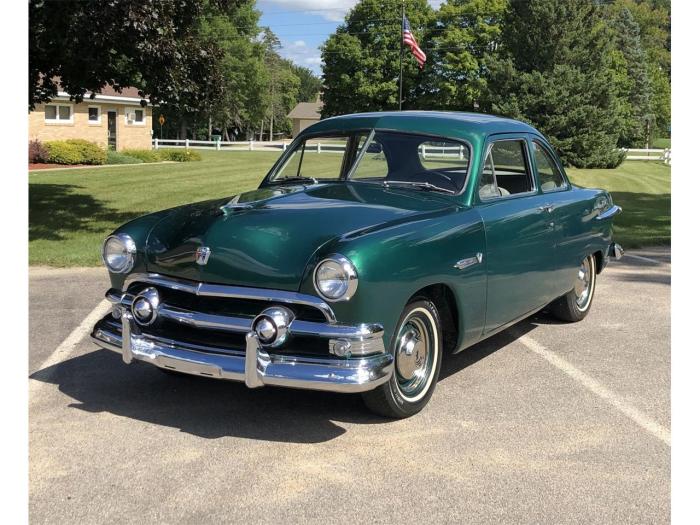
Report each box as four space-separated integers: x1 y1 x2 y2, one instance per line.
538 204 554 213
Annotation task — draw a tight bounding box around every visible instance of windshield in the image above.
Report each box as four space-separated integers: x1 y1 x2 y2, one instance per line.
269 133 369 183
267 130 470 194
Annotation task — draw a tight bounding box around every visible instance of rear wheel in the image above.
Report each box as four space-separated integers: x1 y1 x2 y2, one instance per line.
549 254 597 322
362 299 442 418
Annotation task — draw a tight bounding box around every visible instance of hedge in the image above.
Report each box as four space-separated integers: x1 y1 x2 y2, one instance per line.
44 140 106 165
106 150 144 165
120 149 161 163
158 149 202 162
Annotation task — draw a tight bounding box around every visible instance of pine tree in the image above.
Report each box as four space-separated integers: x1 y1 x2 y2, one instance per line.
483 0 626 168
609 6 652 148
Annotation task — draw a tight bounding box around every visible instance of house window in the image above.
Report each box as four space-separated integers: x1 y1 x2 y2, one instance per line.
44 104 73 123
125 108 144 125
88 106 101 124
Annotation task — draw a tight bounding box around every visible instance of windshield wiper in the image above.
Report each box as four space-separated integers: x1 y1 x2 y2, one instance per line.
270 176 318 185
382 180 455 194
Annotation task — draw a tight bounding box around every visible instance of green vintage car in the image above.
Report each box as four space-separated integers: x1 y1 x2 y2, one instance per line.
92 111 623 418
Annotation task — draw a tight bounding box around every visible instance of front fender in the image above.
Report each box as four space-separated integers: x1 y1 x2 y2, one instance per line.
299 208 487 351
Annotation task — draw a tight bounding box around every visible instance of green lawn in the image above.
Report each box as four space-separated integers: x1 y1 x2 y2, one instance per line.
568 161 670 248
29 151 670 266
652 137 671 149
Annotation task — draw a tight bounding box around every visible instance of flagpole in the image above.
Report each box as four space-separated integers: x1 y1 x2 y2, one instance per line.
398 1 405 111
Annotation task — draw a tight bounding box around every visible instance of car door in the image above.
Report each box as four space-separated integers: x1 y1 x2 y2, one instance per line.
476 135 559 334
528 137 583 298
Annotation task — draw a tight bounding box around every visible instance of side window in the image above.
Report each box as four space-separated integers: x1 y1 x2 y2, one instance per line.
478 140 533 200
533 142 565 192
352 138 388 179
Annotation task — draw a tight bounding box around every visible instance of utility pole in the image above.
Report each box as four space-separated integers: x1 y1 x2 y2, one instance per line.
398 1 405 111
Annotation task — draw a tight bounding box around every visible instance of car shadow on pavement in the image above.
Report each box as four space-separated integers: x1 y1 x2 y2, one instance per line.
440 321 538 381
31 319 540 444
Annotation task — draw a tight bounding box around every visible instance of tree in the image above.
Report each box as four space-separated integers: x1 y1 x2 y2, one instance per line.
29 0 234 112
614 0 671 138
607 6 652 148
417 0 507 110
321 0 434 117
197 0 268 140
292 65 323 103
484 0 627 168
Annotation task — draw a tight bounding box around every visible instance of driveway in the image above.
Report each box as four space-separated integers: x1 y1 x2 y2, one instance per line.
29 249 670 524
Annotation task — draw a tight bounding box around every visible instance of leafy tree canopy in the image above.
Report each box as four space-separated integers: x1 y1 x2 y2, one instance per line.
321 0 434 117
28 0 239 111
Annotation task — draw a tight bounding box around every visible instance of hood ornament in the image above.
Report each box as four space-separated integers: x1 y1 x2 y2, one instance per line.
195 246 212 266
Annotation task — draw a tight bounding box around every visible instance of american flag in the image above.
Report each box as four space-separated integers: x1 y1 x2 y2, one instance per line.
402 16 426 68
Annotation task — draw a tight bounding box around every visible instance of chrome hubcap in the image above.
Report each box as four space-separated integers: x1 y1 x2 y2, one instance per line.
574 256 593 309
395 314 433 398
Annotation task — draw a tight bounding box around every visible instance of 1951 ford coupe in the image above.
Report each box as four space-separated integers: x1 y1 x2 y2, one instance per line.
92 111 623 418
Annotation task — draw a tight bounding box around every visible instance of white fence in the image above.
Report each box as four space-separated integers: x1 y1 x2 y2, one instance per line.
153 138 289 151
623 148 672 164
152 139 671 165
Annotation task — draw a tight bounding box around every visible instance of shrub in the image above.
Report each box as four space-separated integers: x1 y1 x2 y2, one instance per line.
45 141 84 165
65 139 107 165
44 140 106 165
106 150 144 165
158 149 202 162
121 149 161 163
29 140 48 163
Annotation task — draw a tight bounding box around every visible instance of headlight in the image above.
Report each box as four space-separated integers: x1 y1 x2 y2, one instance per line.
102 233 136 273
313 254 358 302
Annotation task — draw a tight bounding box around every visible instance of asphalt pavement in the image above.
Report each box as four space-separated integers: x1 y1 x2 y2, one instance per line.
28 249 670 524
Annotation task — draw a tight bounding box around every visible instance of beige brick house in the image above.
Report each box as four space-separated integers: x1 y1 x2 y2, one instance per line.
29 86 153 151
287 98 322 138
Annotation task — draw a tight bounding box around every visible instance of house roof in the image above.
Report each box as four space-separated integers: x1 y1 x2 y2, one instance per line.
48 77 149 105
287 101 322 120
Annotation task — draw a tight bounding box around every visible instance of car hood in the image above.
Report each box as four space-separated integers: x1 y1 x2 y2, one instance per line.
144 183 458 290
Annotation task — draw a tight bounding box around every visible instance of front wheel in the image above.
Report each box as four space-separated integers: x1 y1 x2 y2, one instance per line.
362 299 443 418
549 254 597 322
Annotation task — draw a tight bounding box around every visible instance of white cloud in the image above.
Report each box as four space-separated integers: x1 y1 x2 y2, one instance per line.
304 56 323 66
260 0 357 21
291 40 306 47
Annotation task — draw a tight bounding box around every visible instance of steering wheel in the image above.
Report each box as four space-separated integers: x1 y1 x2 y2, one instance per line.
428 171 460 191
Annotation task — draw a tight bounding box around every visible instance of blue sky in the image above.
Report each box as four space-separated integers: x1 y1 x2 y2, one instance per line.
258 1 441 76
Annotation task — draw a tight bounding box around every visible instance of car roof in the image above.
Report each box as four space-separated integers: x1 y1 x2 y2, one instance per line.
301 110 543 143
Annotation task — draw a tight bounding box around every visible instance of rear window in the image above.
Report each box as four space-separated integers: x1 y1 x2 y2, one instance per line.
350 132 470 193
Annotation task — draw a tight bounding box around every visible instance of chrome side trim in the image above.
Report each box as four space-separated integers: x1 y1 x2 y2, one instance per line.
454 252 483 270
92 318 393 394
596 205 622 220
122 273 336 323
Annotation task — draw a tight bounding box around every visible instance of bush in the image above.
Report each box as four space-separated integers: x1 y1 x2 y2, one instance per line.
45 141 84 165
106 150 144 165
158 149 202 162
65 139 107 165
44 140 106 165
121 149 161 163
29 140 48 163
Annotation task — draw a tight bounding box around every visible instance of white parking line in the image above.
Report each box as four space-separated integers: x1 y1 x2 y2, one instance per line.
624 253 664 264
517 333 671 446
29 299 112 396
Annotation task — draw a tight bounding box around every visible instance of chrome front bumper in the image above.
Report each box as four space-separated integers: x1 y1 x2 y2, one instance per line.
91 312 394 394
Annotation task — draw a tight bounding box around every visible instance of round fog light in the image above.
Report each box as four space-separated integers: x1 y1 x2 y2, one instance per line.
131 287 160 326
252 306 294 347
254 317 277 343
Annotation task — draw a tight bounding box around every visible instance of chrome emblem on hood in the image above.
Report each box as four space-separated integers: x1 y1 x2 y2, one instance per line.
195 247 211 265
